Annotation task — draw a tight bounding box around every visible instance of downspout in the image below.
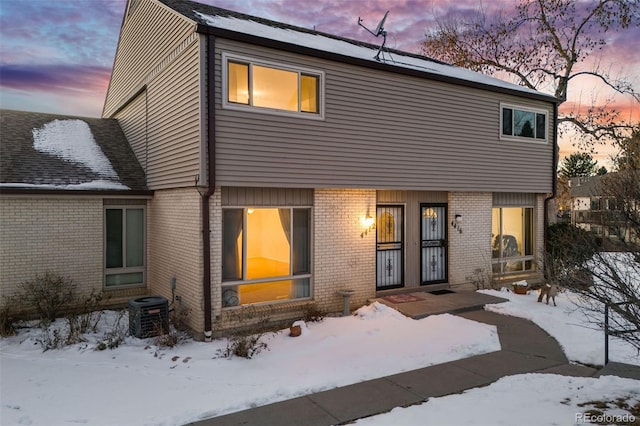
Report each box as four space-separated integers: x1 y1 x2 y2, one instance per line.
544 102 559 259
201 33 216 341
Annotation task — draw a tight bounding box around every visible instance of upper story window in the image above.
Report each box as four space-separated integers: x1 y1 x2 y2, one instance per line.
501 104 547 142
223 53 324 119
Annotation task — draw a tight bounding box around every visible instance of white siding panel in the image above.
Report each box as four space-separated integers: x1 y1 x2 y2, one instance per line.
214 39 555 193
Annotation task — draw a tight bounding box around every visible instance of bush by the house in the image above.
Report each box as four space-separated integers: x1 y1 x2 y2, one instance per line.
20 271 77 322
0 298 18 337
217 306 272 359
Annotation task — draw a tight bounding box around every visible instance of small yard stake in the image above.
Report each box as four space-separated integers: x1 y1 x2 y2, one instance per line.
604 304 609 365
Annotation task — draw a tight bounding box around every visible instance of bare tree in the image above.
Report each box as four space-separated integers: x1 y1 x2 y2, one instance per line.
547 171 640 354
611 129 640 171
422 0 640 148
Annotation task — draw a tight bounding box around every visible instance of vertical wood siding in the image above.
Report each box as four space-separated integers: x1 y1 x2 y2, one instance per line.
214 39 554 193
222 187 313 206
493 192 537 206
104 0 201 189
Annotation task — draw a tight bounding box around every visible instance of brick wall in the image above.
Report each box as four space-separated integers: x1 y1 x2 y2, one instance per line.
209 187 222 328
0 196 103 309
147 188 203 333
448 192 493 289
209 188 376 332
313 189 376 313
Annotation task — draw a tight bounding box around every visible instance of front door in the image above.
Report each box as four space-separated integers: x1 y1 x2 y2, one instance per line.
420 204 448 284
376 205 404 290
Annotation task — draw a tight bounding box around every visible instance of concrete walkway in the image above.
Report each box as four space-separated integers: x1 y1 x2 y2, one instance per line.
188 310 639 426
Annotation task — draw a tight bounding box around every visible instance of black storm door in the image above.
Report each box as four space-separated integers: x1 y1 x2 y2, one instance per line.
376 205 404 289
420 204 448 284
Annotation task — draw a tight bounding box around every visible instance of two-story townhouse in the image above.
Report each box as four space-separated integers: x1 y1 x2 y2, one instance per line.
99 0 558 338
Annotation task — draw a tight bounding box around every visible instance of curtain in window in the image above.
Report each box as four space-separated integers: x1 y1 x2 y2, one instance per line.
126 209 144 267
106 209 123 268
293 209 310 297
223 209 243 281
293 209 310 275
278 208 291 244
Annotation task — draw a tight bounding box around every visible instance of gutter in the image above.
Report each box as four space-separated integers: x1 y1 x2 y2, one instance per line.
200 33 216 341
544 102 559 259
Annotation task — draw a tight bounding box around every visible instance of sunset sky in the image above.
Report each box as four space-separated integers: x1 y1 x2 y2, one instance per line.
1 0 638 164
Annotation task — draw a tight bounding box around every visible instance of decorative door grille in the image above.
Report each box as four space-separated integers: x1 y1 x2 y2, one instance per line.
420 204 448 284
376 205 404 289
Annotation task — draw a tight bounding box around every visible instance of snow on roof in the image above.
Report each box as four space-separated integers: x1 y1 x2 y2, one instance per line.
195 12 546 98
0 180 130 191
32 119 120 180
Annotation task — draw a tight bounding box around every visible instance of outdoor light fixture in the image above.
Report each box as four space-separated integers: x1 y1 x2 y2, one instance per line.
451 214 463 233
363 214 375 228
360 213 376 238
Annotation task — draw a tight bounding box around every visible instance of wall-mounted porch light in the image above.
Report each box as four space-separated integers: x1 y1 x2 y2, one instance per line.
451 214 463 234
360 213 376 238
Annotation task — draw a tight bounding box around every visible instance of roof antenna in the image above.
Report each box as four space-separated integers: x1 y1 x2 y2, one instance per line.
358 11 389 61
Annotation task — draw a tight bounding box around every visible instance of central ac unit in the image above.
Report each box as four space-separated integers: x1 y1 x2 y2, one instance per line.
128 296 169 338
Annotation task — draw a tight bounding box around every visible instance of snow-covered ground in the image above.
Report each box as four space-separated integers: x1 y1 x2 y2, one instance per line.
2 288 638 426
1 302 499 426
356 373 639 426
356 288 640 426
480 288 640 366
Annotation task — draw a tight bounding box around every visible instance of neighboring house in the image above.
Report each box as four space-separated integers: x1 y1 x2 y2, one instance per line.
569 174 637 247
1 0 557 338
0 110 151 309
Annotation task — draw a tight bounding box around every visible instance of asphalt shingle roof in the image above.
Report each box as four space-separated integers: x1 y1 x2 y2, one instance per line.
569 176 603 198
0 109 148 192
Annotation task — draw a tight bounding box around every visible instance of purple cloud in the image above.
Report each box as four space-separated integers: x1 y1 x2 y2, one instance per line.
0 0 637 120
0 64 111 94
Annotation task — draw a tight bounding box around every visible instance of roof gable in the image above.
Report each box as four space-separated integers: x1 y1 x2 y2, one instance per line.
0 110 148 193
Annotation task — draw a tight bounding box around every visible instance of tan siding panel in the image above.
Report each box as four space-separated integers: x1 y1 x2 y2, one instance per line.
115 92 147 172
103 0 194 117
141 37 201 189
214 39 554 193
104 0 201 190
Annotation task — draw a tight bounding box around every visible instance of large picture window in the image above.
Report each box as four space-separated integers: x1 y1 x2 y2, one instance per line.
222 207 311 307
491 207 534 274
224 53 323 119
501 104 547 141
105 207 145 287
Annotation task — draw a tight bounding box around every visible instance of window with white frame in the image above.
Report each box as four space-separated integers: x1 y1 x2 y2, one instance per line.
105 207 145 287
491 207 534 274
501 104 547 141
221 207 311 307
224 53 323 118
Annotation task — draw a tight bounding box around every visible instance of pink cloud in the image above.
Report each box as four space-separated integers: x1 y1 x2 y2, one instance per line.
0 64 111 94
